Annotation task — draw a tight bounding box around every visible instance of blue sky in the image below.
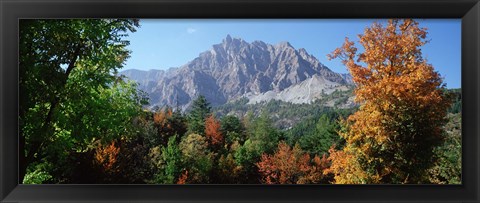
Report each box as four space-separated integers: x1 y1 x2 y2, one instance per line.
123 19 461 88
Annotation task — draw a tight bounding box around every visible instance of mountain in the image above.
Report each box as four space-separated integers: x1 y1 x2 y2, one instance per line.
121 35 353 110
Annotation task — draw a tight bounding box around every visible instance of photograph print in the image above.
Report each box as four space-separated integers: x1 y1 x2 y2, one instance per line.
19 19 461 184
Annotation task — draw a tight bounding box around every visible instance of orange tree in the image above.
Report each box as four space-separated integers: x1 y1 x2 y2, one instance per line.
257 142 329 184
205 114 224 146
326 19 452 184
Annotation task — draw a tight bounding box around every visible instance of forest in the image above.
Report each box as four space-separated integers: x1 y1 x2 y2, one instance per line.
19 19 461 184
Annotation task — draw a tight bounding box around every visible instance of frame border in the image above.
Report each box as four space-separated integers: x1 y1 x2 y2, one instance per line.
1 0 479 202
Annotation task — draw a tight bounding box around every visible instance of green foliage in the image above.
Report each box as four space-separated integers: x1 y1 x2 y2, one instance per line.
179 134 214 183
448 89 461 114
214 88 355 130
153 107 188 146
216 153 242 183
233 139 263 183
248 112 283 154
429 113 462 184
154 135 183 184
170 111 189 137
137 112 160 149
286 108 354 148
297 114 342 155
187 95 212 135
230 112 284 183
220 115 246 145
19 19 142 182
23 162 53 184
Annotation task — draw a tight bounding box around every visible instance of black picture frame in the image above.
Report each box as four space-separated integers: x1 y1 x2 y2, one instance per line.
1 0 479 202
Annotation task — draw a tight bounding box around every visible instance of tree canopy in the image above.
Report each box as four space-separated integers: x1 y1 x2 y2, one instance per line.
19 19 144 183
326 19 452 184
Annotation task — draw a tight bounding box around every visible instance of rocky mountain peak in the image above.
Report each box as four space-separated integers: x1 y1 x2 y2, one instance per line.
224 34 232 43
276 41 293 49
221 34 247 50
121 36 352 110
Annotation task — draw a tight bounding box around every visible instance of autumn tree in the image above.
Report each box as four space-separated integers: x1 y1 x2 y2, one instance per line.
216 153 243 183
94 141 120 172
93 138 152 184
205 114 224 146
179 133 214 183
326 19 452 183
154 107 173 125
153 106 187 145
177 170 189 184
256 142 329 184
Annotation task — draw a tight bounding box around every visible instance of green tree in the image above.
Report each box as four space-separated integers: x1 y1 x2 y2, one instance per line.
233 112 282 183
187 95 211 135
220 115 246 145
429 113 462 184
169 110 188 137
19 19 143 183
152 135 183 184
249 112 282 154
298 114 342 155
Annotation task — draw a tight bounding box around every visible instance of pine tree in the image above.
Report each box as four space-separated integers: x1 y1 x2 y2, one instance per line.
187 95 211 135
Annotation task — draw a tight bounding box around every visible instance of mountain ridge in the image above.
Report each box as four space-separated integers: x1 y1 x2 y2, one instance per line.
121 35 353 110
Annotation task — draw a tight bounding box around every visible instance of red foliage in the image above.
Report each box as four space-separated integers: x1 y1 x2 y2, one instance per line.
205 114 223 146
94 141 120 171
256 142 329 184
153 108 173 126
177 170 188 184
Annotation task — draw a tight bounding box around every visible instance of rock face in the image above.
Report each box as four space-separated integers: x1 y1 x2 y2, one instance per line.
121 35 352 110
245 74 351 105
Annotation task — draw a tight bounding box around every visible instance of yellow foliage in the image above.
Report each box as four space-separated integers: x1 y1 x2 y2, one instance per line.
326 19 451 184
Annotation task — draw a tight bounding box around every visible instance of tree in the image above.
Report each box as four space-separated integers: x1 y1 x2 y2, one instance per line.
187 95 211 135
248 112 281 154
19 19 143 182
94 141 120 172
153 107 188 145
298 114 341 155
115 137 154 184
216 153 243 183
153 135 183 184
232 112 282 183
220 115 246 145
179 133 214 183
176 170 189 184
205 114 224 146
92 137 152 184
154 107 173 125
326 19 452 184
428 113 462 184
256 142 329 184
169 110 188 138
